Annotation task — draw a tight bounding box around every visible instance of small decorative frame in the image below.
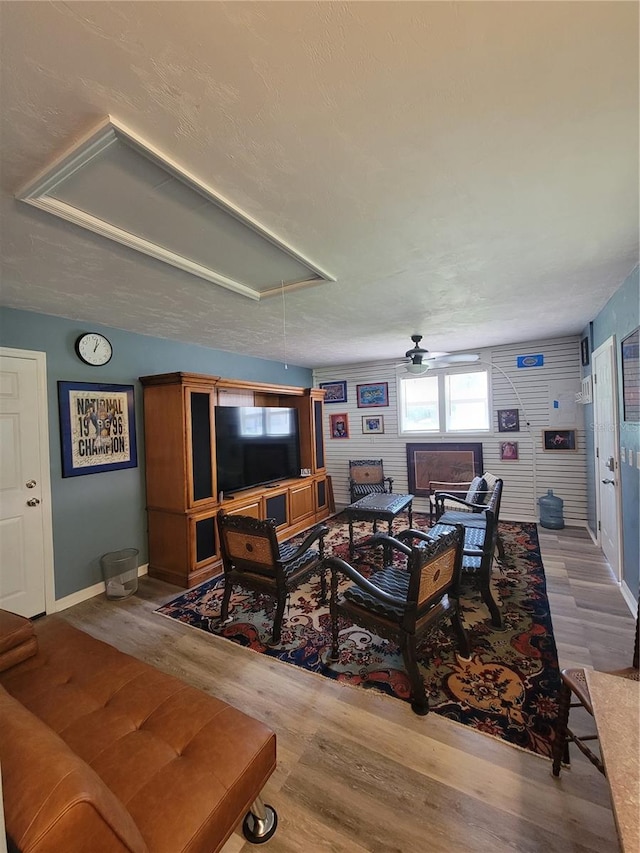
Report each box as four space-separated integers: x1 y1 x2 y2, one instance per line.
621 327 639 422
542 428 577 452
319 380 347 404
497 408 520 432
58 381 138 477
329 412 350 439
499 441 519 461
362 415 384 434
356 382 389 408
581 336 590 367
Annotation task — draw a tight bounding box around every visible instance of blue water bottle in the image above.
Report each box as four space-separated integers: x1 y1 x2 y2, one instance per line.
538 489 564 529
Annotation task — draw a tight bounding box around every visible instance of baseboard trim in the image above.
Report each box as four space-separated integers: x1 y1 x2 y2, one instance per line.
55 564 149 612
620 581 638 616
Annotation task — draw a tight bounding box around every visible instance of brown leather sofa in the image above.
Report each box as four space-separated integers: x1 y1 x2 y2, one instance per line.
0 610 277 852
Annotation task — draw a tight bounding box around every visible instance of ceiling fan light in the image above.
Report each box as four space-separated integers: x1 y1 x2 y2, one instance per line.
405 362 429 375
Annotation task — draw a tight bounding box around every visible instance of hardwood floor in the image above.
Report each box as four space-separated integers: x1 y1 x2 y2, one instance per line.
60 525 636 853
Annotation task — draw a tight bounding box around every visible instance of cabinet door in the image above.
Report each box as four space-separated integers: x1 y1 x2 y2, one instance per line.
264 490 288 528
187 388 216 506
289 481 315 524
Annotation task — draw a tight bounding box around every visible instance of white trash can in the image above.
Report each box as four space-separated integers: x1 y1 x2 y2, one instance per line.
100 548 139 599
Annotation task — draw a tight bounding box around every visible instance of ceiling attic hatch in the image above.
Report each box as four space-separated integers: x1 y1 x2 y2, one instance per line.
16 116 336 301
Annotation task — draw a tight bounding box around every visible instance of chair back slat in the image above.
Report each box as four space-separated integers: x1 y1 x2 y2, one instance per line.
417 548 456 605
224 530 275 567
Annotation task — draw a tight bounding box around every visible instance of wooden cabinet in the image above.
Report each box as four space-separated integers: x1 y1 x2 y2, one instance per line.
140 372 329 588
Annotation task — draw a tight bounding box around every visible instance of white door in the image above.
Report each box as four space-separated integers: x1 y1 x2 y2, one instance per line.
0 349 55 617
592 337 622 581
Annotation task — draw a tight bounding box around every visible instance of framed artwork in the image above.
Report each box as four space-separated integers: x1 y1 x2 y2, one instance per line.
319 380 347 404
58 381 138 477
500 441 519 461
362 415 384 434
356 382 389 408
497 408 520 432
580 336 590 367
329 412 349 439
406 442 483 497
542 429 577 452
621 327 639 422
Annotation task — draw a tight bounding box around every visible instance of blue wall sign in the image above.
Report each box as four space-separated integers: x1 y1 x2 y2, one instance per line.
517 354 544 368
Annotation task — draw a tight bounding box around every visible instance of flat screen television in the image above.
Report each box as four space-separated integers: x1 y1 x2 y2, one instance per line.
215 406 301 495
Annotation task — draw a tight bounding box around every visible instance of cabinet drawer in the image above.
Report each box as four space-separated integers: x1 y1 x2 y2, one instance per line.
224 500 261 519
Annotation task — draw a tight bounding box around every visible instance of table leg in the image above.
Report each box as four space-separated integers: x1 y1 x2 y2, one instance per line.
408 502 413 529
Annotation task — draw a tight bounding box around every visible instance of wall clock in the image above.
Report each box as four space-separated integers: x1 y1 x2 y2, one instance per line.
75 332 113 366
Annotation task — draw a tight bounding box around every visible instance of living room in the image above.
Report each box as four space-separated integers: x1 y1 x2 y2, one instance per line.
1 2 638 851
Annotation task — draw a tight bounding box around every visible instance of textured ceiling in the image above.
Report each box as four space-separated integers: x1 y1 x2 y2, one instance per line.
1 1 638 368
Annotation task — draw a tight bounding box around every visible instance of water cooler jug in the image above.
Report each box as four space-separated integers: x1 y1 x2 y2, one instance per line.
538 489 564 529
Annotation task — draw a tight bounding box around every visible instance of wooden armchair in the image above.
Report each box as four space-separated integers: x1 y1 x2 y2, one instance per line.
217 512 329 645
552 599 639 777
348 459 393 504
324 524 469 715
434 475 505 564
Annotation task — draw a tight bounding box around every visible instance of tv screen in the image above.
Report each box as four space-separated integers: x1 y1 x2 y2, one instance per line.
215 406 300 494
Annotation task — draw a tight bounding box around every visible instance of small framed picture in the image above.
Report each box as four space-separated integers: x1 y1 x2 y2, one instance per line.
497 408 519 432
499 441 519 461
362 415 384 434
356 382 389 408
581 337 590 367
543 429 577 451
330 413 349 439
319 380 347 404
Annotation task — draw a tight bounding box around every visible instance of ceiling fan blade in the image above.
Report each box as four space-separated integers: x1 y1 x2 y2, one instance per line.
426 353 480 364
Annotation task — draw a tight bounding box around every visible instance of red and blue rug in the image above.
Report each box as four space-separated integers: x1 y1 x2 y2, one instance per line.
156 514 561 758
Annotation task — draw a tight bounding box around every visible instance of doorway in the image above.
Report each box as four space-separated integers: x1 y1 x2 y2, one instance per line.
591 337 622 581
0 348 55 616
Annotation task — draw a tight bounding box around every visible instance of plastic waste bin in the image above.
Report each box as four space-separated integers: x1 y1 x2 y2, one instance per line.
100 548 139 599
538 489 564 530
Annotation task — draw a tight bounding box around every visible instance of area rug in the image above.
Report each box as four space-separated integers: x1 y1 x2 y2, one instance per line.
156 514 561 758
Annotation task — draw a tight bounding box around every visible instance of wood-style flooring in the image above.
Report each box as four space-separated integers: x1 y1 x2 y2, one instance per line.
60 525 637 853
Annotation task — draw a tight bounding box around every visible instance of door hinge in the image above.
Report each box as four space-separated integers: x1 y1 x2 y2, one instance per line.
593 373 597 384
596 447 599 458
598 520 601 531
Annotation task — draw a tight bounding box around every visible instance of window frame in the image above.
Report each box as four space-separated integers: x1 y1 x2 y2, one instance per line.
397 365 492 436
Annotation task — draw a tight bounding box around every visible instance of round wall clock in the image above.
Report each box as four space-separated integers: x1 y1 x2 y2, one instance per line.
75 332 113 366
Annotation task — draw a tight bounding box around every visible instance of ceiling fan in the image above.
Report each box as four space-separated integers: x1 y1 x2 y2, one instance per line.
401 334 480 375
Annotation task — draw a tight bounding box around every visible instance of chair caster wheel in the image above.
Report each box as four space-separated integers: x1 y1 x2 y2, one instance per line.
243 804 278 844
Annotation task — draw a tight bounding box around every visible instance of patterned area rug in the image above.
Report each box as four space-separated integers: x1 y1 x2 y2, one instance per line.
156 514 561 758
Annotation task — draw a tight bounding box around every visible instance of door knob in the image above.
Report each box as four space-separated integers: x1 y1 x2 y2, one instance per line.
601 479 615 485
26 497 40 507
26 479 37 488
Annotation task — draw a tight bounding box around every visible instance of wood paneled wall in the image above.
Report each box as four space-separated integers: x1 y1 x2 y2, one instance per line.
314 335 587 523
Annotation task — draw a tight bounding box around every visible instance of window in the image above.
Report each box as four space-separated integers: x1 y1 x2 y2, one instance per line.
399 369 489 433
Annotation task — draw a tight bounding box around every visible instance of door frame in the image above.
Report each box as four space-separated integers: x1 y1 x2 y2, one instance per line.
0 347 56 613
591 336 623 583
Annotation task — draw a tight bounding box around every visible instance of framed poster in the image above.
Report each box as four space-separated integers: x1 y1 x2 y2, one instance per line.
329 412 349 439
621 327 639 421
319 380 347 404
406 442 483 497
356 382 388 408
542 429 577 452
58 381 138 477
497 408 519 432
362 415 384 434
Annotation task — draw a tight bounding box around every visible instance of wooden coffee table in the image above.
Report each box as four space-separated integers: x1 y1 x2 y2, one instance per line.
345 493 414 556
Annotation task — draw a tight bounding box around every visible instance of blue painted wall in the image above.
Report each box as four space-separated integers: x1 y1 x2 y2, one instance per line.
582 266 639 598
0 307 312 600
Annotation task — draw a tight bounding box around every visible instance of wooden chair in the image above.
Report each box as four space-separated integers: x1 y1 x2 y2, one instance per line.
217 512 329 645
551 599 639 777
324 524 469 715
432 473 505 562
348 459 393 504
428 482 503 628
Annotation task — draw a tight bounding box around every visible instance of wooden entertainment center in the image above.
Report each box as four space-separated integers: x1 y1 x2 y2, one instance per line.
139 372 330 588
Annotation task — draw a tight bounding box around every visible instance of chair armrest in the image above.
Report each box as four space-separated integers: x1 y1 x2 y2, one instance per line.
434 493 487 511
384 477 394 492
324 556 409 608
281 524 329 563
394 528 434 546
355 532 413 557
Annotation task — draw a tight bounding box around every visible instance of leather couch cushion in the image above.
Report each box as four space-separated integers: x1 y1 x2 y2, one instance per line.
0 685 148 853
0 610 38 672
0 617 277 853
